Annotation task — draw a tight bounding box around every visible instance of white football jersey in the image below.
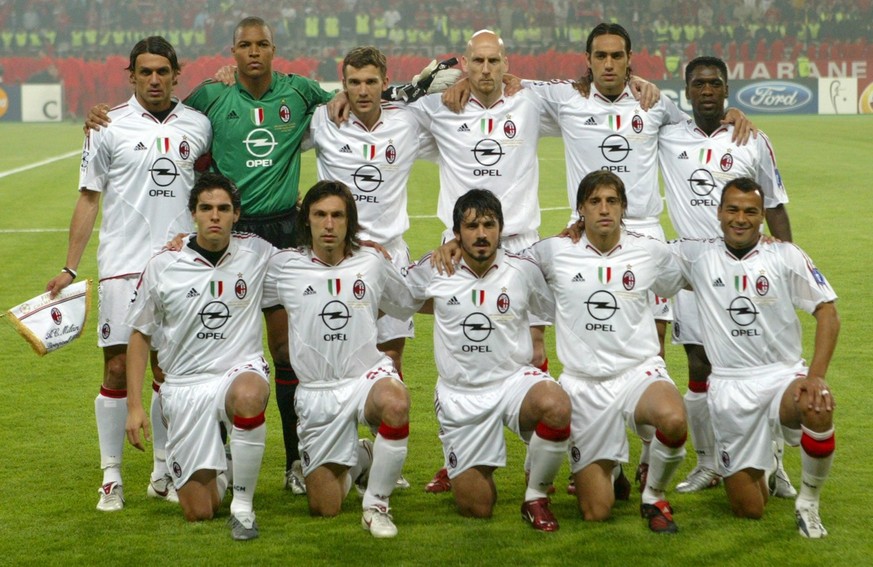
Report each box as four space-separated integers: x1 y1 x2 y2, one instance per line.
310 103 424 243
263 246 416 384
80 95 212 279
408 89 558 236
405 249 555 389
524 81 683 222
528 232 684 378
126 234 273 385
673 238 837 373
659 120 789 239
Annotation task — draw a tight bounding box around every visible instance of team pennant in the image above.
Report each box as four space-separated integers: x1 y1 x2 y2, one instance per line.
4 280 92 356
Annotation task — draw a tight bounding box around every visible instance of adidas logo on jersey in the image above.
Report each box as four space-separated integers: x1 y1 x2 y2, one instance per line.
712 278 725 287
571 273 586 282
678 151 689 159
134 142 147 151
457 124 470 132
186 288 200 298
447 296 460 305
303 285 316 296
339 144 352 153
584 117 597 126
227 110 239 120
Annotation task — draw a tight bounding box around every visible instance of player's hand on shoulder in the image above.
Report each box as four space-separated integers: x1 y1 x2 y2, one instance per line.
163 233 189 252
430 238 461 275
214 65 237 86
328 91 350 126
629 75 660 111
84 103 111 134
558 220 584 243
722 108 758 145
441 76 470 113
502 73 523 96
361 240 391 260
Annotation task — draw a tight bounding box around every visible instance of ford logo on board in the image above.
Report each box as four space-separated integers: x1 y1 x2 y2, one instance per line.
735 82 813 112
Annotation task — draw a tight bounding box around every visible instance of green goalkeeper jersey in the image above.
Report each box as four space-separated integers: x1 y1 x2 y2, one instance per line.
185 72 333 216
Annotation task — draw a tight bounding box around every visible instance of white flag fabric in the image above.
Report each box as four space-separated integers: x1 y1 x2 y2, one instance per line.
4 280 92 356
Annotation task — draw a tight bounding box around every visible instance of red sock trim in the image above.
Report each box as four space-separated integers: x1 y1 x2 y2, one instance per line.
378 422 409 440
233 411 266 430
99 386 126 399
801 432 835 458
537 358 549 373
275 366 299 385
687 379 708 393
656 429 687 448
151 381 161 393
535 421 570 442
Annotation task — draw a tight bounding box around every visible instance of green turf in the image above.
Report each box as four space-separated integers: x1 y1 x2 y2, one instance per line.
1 116 871 565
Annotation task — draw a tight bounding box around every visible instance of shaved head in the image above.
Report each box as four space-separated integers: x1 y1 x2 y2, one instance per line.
466 29 505 58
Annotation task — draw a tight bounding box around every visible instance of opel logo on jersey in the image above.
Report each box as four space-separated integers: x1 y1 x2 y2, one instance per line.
689 169 717 196
351 164 383 193
243 128 278 158
199 301 231 329
726 296 758 326
461 312 495 342
598 134 632 163
471 139 505 167
585 290 619 321
149 157 180 187
319 300 351 330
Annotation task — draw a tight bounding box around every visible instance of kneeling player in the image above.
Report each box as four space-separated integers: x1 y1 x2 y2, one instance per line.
125 174 271 540
406 189 571 531
263 181 417 538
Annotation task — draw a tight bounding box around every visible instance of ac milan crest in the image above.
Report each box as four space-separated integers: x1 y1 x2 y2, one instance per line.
622 270 636 290
385 144 396 164
235 278 247 299
179 140 190 160
353 279 366 300
101 323 111 339
496 293 510 313
720 153 734 172
51 307 62 325
503 120 516 138
755 275 769 296
279 104 291 123
632 114 643 133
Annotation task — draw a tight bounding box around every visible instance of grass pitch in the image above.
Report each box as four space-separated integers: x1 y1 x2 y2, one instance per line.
0 116 871 565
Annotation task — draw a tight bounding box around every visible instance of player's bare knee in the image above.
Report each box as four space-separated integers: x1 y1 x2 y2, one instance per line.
307 497 341 517
455 494 493 519
103 353 127 389
657 412 688 442
181 499 215 522
581 499 612 522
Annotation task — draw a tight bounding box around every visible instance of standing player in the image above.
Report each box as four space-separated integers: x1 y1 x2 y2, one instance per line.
184 17 337 494
263 181 416 538
45 36 212 511
673 178 838 538
527 171 688 533
405 189 571 531
308 46 423 376
659 56 795 495
407 30 559 492
125 174 272 540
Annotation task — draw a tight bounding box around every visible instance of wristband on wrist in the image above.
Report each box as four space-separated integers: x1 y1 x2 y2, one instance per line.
62 267 78 279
